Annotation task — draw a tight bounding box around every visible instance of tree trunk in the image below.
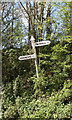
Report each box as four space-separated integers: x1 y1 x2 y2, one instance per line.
46 2 51 40
39 2 44 66
11 2 14 47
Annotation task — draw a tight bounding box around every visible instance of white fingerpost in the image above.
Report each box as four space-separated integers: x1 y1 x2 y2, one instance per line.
30 36 39 78
18 36 51 79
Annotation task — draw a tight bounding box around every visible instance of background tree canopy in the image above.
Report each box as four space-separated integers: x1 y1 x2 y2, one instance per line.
1 1 72 119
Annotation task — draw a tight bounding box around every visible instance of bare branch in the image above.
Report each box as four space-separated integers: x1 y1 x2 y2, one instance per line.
19 0 30 17
18 2 29 20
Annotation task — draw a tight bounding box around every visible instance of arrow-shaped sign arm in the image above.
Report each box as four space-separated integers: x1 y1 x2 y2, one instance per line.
35 41 51 47
18 54 36 60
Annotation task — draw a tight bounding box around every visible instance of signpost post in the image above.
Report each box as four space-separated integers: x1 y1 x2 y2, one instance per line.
30 36 39 78
18 36 50 79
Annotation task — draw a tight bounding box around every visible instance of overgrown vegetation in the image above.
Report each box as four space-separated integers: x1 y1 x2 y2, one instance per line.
1 1 72 119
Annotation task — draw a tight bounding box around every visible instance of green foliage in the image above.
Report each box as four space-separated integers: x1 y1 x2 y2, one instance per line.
2 1 72 119
50 36 72 88
3 80 72 119
4 105 18 119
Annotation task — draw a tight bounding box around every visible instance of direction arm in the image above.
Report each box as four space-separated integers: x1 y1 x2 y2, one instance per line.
35 41 50 47
18 54 35 60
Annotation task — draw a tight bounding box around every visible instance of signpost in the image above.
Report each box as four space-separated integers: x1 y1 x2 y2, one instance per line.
18 36 51 79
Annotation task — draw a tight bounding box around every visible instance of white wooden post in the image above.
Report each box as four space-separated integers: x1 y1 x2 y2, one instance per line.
30 36 39 78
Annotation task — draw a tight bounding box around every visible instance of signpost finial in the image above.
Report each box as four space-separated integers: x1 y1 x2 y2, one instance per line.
30 36 35 41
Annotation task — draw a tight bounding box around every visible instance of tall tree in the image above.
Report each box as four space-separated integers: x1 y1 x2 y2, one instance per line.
1 2 24 48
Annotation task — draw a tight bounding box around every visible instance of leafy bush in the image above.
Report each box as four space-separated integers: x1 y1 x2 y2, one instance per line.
3 79 72 119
